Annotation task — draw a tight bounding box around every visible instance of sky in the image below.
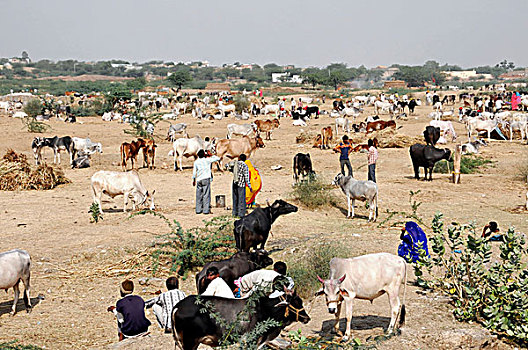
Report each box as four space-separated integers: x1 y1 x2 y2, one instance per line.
1 0 527 68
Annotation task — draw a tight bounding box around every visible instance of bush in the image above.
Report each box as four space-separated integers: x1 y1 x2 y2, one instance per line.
414 213 528 346
290 176 337 209
70 106 95 117
517 158 528 182
131 211 235 277
0 342 42 350
433 154 494 174
287 242 349 298
23 99 43 118
233 95 250 113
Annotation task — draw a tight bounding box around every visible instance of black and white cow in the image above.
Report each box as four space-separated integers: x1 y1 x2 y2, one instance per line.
31 136 73 165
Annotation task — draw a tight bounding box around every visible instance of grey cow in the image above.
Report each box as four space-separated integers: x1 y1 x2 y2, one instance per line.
0 249 32 315
316 253 407 341
332 173 378 221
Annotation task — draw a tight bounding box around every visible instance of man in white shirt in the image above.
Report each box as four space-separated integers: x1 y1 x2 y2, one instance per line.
236 262 294 298
202 267 235 298
192 150 220 215
145 277 186 333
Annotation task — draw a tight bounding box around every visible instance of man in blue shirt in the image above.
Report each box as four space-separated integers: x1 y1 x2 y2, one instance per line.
108 279 151 341
333 135 353 177
192 150 220 215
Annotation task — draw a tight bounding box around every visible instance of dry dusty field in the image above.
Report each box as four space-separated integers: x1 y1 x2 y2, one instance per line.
0 94 526 349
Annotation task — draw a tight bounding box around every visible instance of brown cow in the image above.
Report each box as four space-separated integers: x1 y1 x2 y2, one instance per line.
120 138 147 170
366 120 396 133
215 135 265 170
353 138 379 152
142 139 157 170
321 126 333 149
254 118 280 140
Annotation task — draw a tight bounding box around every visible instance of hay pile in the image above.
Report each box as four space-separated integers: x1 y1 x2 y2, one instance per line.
296 131 317 144
0 149 70 191
349 128 422 148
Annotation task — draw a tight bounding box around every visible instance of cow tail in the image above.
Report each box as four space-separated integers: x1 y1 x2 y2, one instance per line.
120 144 126 169
375 186 379 218
234 223 242 251
399 261 407 328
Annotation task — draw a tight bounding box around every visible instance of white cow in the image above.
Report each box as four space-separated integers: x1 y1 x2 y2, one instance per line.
72 137 103 159
467 118 498 140
0 249 32 315
299 96 313 104
334 117 350 135
162 112 178 120
333 173 378 222
509 119 528 142
429 120 457 142
174 102 188 114
227 123 257 139
170 135 215 171
261 104 280 115
340 107 362 120
91 170 155 212
316 253 407 340
217 102 236 116
292 119 307 127
167 123 189 142
374 101 393 115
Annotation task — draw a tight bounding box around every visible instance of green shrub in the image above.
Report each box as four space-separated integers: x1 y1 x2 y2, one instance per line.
131 211 235 277
433 154 494 174
290 176 337 209
23 99 43 118
414 213 528 346
233 94 250 113
0 342 42 350
21 116 50 133
89 202 103 223
287 242 349 298
70 106 95 117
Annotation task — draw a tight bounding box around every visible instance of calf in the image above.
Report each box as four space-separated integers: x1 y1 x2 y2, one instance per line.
409 144 451 181
461 139 487 155
334 117 350 135
316 253 407 340
254 119 279 140
120 138 147 170
293 153 315 183
234 199 298 251
195 250 273 293
0 249 32 315
31 136 73 165
167 123 188 142
91 170 155 212
321 126 333 149
142 139 156 170
172 292 310 350
366 120 396 133
71 137 103 160
332 173 378 221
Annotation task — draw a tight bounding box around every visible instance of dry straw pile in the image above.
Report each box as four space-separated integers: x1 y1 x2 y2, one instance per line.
0 149 70 191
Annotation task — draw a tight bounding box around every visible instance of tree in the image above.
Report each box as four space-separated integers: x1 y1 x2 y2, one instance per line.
325 70 347 90
168 71 192 89
21 51 29 60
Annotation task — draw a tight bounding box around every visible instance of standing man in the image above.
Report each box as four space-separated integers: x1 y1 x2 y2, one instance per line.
192 150 220 215
290 97 296 112
333 135 353 177
367 138 378 183
145 277 186 333
227 154 252 218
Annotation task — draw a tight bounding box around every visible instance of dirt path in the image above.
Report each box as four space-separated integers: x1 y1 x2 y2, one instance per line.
0 98 525 349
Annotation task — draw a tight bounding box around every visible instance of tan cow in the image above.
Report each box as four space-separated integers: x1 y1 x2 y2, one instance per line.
321 126 333 149
215 135 265 170
254 118 280 140
142 139 156 170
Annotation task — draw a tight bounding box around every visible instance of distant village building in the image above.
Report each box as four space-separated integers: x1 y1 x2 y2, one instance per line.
442 70 493 81
271 72 303 84
499 69 528 80
383 80 407 89
205 82 231 92
110 63 142 71
372 66 399 80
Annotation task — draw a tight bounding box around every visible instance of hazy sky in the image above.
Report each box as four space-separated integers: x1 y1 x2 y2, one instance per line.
1 0 527 68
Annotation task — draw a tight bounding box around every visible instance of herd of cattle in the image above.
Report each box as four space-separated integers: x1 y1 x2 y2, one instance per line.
2 87 527 348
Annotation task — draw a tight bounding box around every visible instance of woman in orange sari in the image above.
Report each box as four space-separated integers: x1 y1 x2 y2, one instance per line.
244 159 262 208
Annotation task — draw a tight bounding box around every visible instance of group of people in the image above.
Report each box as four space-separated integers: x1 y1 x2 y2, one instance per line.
107 261 293 340
333 135 379 182
192 151 260 217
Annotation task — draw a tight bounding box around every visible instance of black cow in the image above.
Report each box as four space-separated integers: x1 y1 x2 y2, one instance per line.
423 126 440 145
172 293 310 350
441 95 456 105
333 100 345 111
291 110 307 121
293 153 314 183
31 136 73 165
397 101 408 113
234 200 298 251
409 144 451 181
303 106 319 118
408 99 418 114
195 250 273 293
432 94 440 105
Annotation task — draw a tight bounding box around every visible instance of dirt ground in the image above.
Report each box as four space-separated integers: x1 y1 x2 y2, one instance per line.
0 94 526 349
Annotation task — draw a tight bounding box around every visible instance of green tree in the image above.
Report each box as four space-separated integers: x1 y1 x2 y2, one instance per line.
325 70 347 90
21 51 29 60
24 99 43 118
168 71 192 89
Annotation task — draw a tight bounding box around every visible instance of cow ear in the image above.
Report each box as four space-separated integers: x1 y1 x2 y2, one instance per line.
315 288 325 297
151 190 156 195
340 289 349 297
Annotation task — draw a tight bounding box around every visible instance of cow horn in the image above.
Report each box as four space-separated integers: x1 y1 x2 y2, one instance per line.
338 275 346 283
266 199 270 207
317 275 325 283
